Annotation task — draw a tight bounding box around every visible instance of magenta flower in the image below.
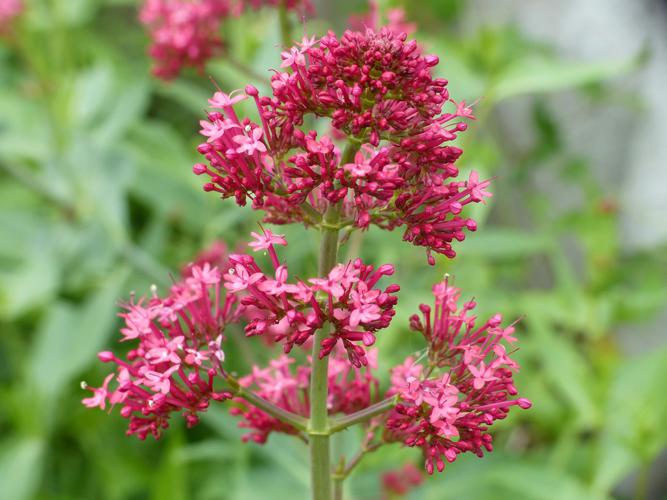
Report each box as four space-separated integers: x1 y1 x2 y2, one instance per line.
81 373 114 410
139 0 237 80
248 229 288 251
82 263 238 439
193 28 490 264
384 278 531 473
224 233 398 366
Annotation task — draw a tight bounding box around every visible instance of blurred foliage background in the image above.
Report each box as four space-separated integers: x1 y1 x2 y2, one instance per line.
1 0 666 499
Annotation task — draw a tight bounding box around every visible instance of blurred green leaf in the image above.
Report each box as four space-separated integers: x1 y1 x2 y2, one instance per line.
592 347 667 494
0 437 45 500
28 266 130 409
491 50 646 102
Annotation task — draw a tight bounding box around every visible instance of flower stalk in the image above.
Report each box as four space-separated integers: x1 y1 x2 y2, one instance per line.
309 202 341 500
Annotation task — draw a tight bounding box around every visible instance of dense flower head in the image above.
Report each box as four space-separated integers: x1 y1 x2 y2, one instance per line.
384 279 531 473
223 229 399 366
267 28 451 144
81 263 238 439
193 26 489 264
139 0 313 80
0 0 22 33
230 348 378 443
139 0 237 80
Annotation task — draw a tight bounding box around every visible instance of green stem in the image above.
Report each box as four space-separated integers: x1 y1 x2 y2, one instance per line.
309 203 341 500
234 385 308 432
329 395 398 434
308 142 361 500
278 1 292 48
332 476 344 500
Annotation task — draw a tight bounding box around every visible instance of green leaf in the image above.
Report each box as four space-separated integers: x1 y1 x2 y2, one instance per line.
0 437 45 500
491 49 646 102
524 311 599 428
28 267 130 409
592 347 667 494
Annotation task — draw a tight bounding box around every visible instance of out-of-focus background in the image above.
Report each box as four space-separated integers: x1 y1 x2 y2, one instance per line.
1 0 666 498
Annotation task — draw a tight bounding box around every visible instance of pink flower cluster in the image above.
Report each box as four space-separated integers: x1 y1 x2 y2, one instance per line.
139 0 311 80
224 230 399 367
194 28 490 263
0 0 22 34
384 279 531 474
231 348 378 443
81 263 238 439
139 0 236 80
349 0 416 38
381 463 423 498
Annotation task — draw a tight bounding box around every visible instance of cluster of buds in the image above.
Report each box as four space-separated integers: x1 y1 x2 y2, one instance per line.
224 230 399 366
0 0 22 35
382 279 531 474
82 262 238 439
231 348 379 443
194 28 491 263
139 0 311 79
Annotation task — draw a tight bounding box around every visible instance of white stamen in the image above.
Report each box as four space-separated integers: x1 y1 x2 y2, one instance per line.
80 381 88 389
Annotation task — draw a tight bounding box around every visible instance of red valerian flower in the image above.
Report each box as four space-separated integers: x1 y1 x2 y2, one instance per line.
139 0 238 80
81 263 238 439
223 230 399 366
384 278 531 473
193 28 490 264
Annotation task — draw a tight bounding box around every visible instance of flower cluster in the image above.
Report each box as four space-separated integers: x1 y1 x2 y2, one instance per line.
139 0 311 80
139 0 237 80
349 0 416 38
81 263 238 439
224 230 399 366
384 279 531 473
194 28 490 263
231 348 378 443
0 0 22 34
381 463 423 498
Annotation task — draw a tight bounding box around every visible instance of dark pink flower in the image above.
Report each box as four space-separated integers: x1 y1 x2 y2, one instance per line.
82 264 238 439
224 231 399 366
139 0 238 80
385 278 531 473
193 28 488 264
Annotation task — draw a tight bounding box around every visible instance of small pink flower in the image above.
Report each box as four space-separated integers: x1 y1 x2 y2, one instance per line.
248 229 287 251
81 373 114 410
208 90 247 108
233 128 267 155
224 264 263 292
280 47 305 68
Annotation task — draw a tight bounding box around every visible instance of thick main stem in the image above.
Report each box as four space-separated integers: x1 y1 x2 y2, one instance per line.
309 142 360 500
309 204 340 500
